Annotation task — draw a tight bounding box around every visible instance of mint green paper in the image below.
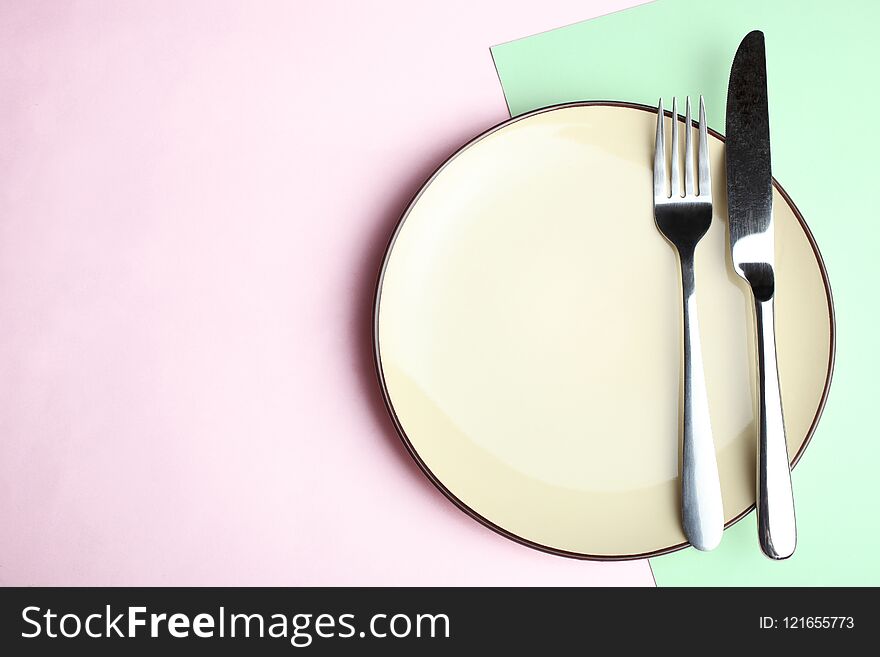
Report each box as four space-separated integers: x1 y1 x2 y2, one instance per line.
492 0 880 586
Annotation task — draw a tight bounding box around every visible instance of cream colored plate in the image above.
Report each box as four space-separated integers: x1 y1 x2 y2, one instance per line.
374 103 834 559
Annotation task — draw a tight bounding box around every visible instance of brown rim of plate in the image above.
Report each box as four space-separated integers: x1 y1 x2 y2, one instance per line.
371 100 836 561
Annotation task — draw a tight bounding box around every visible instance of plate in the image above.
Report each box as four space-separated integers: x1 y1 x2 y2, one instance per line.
373 102 834 559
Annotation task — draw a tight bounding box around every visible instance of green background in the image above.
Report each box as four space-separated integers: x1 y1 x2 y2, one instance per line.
492 0 879 585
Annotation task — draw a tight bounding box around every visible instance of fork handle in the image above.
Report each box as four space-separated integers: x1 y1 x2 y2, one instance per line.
679 252 724 551
754 296 797 559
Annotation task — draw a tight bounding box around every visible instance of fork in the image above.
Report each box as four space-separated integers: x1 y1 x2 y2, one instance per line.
653 97 724 551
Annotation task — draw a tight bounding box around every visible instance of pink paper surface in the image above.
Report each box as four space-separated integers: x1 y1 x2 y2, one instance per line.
0 0 653 585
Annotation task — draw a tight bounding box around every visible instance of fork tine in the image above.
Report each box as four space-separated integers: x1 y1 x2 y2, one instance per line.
684 97 695 196
698 95 711 197
654 98 667 198
670 98 680 197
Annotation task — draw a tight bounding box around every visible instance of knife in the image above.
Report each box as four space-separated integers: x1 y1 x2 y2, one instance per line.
726 30 797 560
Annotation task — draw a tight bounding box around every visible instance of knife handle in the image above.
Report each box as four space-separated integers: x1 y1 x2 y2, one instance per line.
754 296 797 559
679 253 724 551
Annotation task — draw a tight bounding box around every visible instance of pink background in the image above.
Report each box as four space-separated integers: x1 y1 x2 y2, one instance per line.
0 0 652 585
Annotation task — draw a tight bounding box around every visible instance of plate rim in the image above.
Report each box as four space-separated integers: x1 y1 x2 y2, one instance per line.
371 100 837 561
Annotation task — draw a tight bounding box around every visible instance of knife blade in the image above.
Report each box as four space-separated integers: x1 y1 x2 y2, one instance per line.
726 30 797 560
727 30 774 295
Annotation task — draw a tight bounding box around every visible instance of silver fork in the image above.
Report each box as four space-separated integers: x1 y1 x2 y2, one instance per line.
653 96 724 551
